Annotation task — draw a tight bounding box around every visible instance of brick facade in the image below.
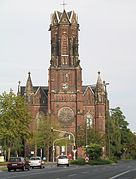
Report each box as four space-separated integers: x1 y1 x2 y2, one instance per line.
19 9 109 157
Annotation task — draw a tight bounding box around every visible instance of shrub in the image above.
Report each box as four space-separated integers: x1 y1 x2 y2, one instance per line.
89 159 114 165
70 157 85 165
86 144 102 160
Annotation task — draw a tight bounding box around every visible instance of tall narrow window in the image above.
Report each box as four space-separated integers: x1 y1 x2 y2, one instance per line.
61 34 68 55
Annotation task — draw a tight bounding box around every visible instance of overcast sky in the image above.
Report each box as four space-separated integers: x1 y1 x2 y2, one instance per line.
0 0 136 131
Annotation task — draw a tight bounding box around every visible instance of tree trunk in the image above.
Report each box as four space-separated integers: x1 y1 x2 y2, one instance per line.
46 145 49 162
8 147 11 161
34 143 37 157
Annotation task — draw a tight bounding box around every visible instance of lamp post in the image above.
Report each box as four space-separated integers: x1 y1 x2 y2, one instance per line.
51 127 76 160
85 115 91 148
103 81 110 158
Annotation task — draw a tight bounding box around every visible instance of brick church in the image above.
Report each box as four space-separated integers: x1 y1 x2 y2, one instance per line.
18 9 109 156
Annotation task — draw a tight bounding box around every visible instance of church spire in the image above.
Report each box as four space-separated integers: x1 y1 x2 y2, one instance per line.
95 71 105 103
25 72 33 96
97 71 103 85
96 71 104 92
17 81 21 95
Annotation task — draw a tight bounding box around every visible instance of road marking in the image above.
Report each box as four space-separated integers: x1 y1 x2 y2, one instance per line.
109 168 136 179
109 170 130 179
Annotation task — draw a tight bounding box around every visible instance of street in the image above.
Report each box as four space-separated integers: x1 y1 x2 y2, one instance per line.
0 160 136 179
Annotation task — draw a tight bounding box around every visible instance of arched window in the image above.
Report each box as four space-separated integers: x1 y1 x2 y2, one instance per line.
36 112 45 129
86 113 93 129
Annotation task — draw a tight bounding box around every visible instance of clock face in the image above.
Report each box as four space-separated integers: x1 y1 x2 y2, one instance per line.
62 83 68 90
58 107 74 124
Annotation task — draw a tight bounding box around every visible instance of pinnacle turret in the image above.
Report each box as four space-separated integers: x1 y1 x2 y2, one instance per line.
25 72 33 96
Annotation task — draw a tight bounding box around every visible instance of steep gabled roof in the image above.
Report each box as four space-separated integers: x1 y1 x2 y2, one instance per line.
82 85 96 94
51 10 78 25
20 86 48 97
83 85 95 96
34 86 48 98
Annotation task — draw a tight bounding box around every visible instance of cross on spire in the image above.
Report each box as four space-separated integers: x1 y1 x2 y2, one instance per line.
61 0 67 9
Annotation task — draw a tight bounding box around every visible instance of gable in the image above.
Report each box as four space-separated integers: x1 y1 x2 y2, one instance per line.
33 87 48 105
59 10 70 24
51 11 59 25
70 11 78 25
83 86 94 105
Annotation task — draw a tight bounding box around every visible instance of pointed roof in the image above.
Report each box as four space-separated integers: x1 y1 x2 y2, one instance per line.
34 86 48 98
51 11 59 25
83 85 94 96
97 71 103 85
59 9 70 24
51 10 78 25
17 81 21 95
25 72 33 95
96 71 104 92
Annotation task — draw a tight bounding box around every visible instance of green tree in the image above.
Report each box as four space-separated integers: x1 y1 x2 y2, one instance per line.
87 128 105 147
35 116 61 162
109 107 136 159
86 143 102 160
76 125 86 146
77 124 105 147
0 92 31 160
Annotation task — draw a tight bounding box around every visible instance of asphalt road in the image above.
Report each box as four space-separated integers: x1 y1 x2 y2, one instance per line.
1 160 136 179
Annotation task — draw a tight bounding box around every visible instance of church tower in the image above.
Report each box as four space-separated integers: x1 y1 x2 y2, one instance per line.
48 10 84 133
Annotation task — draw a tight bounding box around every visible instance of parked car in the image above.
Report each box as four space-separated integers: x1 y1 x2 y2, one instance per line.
7 157 31 172
57 155 69 167
29 156 45 169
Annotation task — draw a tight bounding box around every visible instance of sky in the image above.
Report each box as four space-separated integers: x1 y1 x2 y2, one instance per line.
0 0 136 131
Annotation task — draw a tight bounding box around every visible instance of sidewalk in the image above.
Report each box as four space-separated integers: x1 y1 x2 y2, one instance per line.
0 165 7 172
45 162 56 167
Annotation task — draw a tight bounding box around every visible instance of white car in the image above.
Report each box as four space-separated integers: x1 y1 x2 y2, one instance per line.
57 155 69 167
29 157 45 169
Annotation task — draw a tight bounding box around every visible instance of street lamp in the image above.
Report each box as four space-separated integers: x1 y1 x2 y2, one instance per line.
103 81 110 158
51 127 76 160
85 114 92 148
